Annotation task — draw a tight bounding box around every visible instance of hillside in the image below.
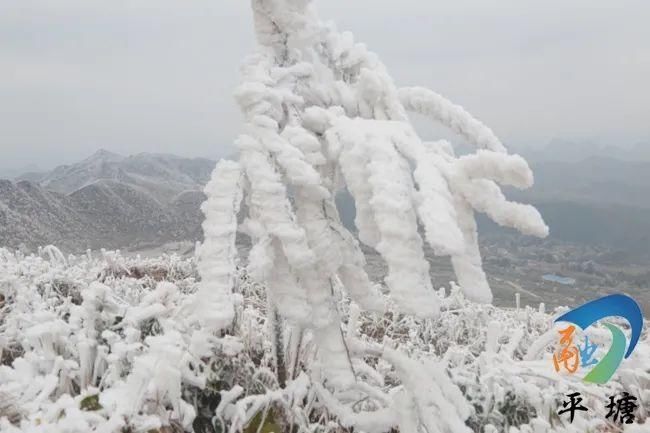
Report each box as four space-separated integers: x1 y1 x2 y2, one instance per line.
19 149 215 203
0 150 214 251
515 157 650 210
0 180 94 251
0 179 205 251
495 157 650 255
0 248 648 432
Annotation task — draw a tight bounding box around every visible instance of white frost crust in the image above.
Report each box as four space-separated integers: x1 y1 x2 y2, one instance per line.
195 160 243 331
195 0 550 390
398 86 507 153
332 118 440 317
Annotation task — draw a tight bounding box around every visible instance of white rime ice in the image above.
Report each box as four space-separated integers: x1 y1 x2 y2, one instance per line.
193 0 549 430
194 160 243 331
1 250 649 433
206 0 547 360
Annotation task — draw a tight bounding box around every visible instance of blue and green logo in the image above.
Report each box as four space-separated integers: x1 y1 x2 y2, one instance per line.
553 294 644 384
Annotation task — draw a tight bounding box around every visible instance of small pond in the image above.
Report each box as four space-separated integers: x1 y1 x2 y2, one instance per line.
542 274 576 285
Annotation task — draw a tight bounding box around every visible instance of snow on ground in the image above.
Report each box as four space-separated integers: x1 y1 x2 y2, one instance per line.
0 247 648 432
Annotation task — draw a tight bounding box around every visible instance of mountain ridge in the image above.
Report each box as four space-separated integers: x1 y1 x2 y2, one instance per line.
18 149 216 203
3 150 650 255
0 151 216 252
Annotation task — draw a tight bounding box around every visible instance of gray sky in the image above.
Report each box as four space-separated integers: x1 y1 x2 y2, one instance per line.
1 0 649 172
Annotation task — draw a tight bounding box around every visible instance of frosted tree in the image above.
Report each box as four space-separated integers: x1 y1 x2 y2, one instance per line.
199 0 547 378
196 0 548 430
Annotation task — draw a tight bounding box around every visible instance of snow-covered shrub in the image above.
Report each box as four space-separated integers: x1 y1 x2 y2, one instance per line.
225 0 548 311
193 0 550 431
0 249 648 432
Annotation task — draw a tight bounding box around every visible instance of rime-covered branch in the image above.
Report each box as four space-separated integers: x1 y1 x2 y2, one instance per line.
199 0 550 385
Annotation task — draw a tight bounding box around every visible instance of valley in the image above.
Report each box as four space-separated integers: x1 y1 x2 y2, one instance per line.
2 149 649 314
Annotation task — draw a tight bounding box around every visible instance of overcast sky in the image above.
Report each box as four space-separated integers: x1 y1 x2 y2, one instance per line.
1 0 649 172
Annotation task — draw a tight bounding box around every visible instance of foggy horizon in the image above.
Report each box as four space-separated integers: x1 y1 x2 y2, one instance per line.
3 136 650 178
2 0 649 171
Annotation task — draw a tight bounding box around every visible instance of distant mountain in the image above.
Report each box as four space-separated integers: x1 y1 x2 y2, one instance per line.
492 156 650 256
0 180 95 251
3 148 650 256
0 163 44 181
478 201 650 257
336 155 650 256
509 156 650 210
0 150 216 252
513 139 650 163
19 149 215 203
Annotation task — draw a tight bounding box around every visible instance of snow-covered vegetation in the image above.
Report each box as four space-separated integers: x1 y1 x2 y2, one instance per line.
199 0 552 405
1 249 648 432
2 1 649 432
229 0 549 310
